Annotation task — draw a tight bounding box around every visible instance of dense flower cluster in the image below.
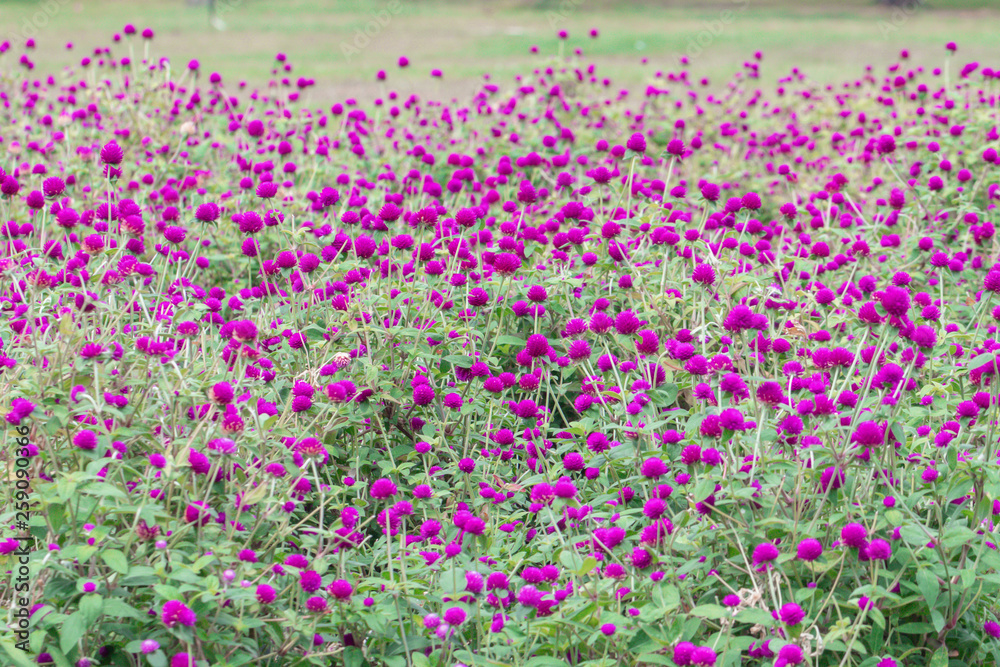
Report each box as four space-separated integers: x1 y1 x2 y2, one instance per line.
1 23 1000 667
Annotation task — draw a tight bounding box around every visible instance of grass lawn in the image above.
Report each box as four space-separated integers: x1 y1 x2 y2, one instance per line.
0 0 997 103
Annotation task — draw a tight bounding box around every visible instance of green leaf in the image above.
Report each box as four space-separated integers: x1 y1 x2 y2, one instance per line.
0 639 36 667
60 611 87 655
968 352 998 371
653 584 680 611
79 594 103 625
494 335 525 348
636 654 676 666
895 622 934 634
524 658 571 667
928 646 949 667
343 646 366 667
559 550 584 573
147 651 168 667
81 482 128 500
101 550 129 575
736 608 775 626
692 478 714 503
916 568 940 610
689 604 730 620
929 608 947 635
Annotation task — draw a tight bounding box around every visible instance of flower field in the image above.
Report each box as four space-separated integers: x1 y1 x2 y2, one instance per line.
2 25 1000 667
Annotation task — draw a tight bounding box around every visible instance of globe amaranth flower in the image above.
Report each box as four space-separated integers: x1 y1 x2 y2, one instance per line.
370 478 398 499
779 602 805 625
796 538 823 561
327 579 353 601
100 141 124 165
161 600 197 627
878 286 910 317
73 429 98 450
751 542 779 566
692 263 715 286
840 522 868 548
640 457 668 479
305 596 328 613
776 644 804 666
852 421 884 447
626 133 646 153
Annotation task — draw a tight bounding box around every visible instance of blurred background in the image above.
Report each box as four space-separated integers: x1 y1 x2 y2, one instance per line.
1 0 997 103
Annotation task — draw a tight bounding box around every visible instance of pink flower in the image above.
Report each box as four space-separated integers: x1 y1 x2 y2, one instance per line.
161 600 197 627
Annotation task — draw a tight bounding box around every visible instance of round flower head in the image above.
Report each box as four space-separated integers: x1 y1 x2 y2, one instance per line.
100 141 124 165
796 538 823 561
626 133 646 153
493 253 521 275
673 642 696 666
73 429 98 450
161 600 197 627
840 522 868 548
690 646 717 666
692 263 715 286
327 579 353 601
779 602 805 625
640 457 668 478
852 421 884 447
878 286 910 318
370 478 397 499
778 644 804 665
752 542 779 566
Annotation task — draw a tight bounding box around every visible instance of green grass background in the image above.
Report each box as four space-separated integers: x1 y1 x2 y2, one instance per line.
1 0 997 102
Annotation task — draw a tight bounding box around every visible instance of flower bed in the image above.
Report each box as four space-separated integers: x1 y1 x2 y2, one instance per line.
1 28 1000 667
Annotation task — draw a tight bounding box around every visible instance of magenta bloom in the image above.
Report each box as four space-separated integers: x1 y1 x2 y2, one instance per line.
328 579 353 601
256 584 276 604
161 600 197 627
840 523 868 548
626 133 647 153
73 430 98 450
779 602 805 625
751 542 779 566
209 381 234 405
640 457 668 479
305 596 328 613
443 607 466 625
692 263 715 286
100 141 124 165
797 538 823 561
852 421 883 447
370 478 398 499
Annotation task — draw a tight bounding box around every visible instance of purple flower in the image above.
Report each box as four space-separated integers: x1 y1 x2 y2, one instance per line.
100 141 124 165
443 607 466 625
640 457 668 479
161 600 197 627
779 602 805 625
626 133 646 153
692 263 715 286
840 523 868 548
797 538 823 561
73 430 98 450
370 478 398 499
751 542 779 566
